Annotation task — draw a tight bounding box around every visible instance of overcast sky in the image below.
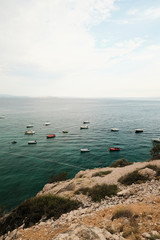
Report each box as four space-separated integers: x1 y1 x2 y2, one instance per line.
0 0 160 98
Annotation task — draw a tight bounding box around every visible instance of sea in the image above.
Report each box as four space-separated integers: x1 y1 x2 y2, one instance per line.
0 97 160 211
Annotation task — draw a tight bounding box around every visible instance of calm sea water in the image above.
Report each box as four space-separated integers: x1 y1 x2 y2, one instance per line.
0 97 160 211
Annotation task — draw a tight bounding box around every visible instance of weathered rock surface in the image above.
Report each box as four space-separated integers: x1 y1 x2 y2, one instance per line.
138 167 156 179
53 224 126 240
37 160 160 201
1 159 160 240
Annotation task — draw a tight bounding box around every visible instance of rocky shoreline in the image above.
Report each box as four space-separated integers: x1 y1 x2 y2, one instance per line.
1 159 160 240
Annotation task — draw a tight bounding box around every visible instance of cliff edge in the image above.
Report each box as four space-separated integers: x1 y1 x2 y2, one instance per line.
1 159 160 240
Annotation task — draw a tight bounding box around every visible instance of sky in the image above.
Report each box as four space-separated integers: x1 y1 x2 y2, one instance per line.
0 0 160 98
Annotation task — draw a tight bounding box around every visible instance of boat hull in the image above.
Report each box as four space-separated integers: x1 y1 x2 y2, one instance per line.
47 134 56 138
28 141 37 144
80 149 90 152
111 128 119 132
25 131 35 135
135 129 143 133
110 148 120 151
80 126 88 129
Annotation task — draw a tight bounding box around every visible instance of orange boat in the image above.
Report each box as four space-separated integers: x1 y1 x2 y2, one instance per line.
110 148 120 151
47 134 56 138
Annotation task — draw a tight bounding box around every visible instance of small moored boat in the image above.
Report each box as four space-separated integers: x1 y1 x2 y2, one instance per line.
111 128 119 132
110 148 120 151
83 121 90 124
135 129 143 133
0 115 5 119
25 130 35 135
63 130 68 133
28 140 37 144
80 126 88 129
11 141 17 144
44 122 51 126
26 124 34 128
47 134 56 138
80 149 90 152
152 138 160 143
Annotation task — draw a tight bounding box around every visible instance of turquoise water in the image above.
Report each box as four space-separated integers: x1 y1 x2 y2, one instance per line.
0 97 160 211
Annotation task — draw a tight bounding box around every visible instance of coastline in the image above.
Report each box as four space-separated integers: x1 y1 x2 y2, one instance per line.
38 159 160 200
1 158 160 240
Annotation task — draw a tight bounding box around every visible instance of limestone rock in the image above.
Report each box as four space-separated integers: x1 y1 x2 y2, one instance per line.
142 232 151 238
57 182 76 193
138 168 156 180
117 189 134 197
53 224 126 240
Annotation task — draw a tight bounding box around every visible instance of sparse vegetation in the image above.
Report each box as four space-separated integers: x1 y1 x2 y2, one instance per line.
112 207 133 220
110 158 132 168
145 164 159 171
0 194 81 236
156 168 160 177
149 234 160 240
75 184 118 202
0 205 6 218
112 207 139 238
118 170 149 185
122 225 139 238
150 142 160 159
92 170 112 177
48 172 68 183
78 174 84 178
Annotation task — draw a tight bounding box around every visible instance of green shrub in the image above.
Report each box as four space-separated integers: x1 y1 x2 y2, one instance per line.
145 164 159 171
112 207 133 220
110 158 132 168
118 170 149 185
150 142 160 159
75 187 90 195
156 168 160 177
75 184 118 202
149 234 160 240
78 174 84 178
48 172 68 183
92 170 112 177
0 194 81 236
0 205 6 218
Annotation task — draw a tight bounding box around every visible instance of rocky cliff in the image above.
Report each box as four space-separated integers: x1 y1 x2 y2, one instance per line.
1 159 160 240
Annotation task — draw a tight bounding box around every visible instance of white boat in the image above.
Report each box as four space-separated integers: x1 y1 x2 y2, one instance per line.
44 122 51 126
25 130 35 135
80 149 90 152
152 138 160 143
63 130 68 133
0 115 5 119
80 126 88 129
83 121 90 124
28 140 37 144
26 124 34 128
111 128 119 132
135 129 143 133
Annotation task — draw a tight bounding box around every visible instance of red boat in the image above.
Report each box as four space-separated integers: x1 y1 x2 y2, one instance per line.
47 134 56 138
110 148 120 151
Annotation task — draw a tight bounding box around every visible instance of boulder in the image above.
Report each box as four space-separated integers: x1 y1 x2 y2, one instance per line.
138 168 156 180
117 189 135 197
53 224 126 240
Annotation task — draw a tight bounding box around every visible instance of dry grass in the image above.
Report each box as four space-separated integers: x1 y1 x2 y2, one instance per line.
5 196 160 240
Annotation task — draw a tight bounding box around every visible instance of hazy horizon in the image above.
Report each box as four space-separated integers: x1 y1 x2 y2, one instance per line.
0 94 160 100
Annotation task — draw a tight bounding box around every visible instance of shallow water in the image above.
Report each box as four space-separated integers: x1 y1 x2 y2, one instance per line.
0 97 160 210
